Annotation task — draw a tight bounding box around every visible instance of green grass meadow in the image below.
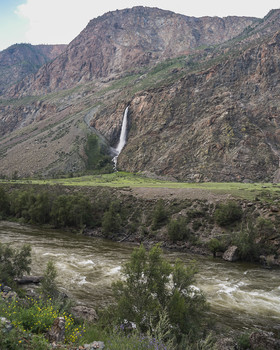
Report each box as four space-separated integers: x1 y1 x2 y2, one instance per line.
2 172 280 201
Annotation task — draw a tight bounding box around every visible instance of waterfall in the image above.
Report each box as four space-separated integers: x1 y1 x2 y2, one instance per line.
113 107 129 169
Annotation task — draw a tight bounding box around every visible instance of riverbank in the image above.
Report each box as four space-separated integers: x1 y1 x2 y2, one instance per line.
1 181 280 266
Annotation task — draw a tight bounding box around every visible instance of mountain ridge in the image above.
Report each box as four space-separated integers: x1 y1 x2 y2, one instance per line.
0 7 279 182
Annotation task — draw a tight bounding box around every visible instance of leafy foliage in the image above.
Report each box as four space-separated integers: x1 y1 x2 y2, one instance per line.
102 201 122 237
167 217 190 242
0 186 10 218
152 200 169 230
0 297 84 344
208 238 225 257
214 201 242 226
40 261 59 300
110 244 207 341
0 243 31 284
85 134 113 173
8 190 93 229
50 193 93 228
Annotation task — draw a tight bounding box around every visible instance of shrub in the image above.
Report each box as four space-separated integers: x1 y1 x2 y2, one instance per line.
208 238 224 258
214 201 242 226
152 200 168 230
233 223 260 261
50 194 93 228
110 244 207 341
0 243 31 284
167 217 190 242
40 261 59 300
102 201 122 237
85 134 113 173
236 333 251 350
0 186 10 218
0 297 84 344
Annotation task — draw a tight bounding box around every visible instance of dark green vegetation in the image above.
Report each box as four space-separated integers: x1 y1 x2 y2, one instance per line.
1 187 93 229
107 244 207 343
0 182 280 265
85 134 114 173
0 242 214 349
0 243 31 285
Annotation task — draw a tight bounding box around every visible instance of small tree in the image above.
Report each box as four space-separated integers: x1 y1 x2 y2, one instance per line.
40 261 59 299
0 243 31 284
167 217 190 242
208 238 224 258
214 201 242 226
152 200 168 230
102 201 122 237
111 244 206 341
0 186 10 218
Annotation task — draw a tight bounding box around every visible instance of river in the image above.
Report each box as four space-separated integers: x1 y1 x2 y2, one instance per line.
0 221 279 335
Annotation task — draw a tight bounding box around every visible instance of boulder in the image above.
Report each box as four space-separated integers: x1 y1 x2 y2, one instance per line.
84 342 105 349
250 331 280 350
0 317 13 333
223 246 239 262
15 276 43 284
47 317 65 343
71 306 98 323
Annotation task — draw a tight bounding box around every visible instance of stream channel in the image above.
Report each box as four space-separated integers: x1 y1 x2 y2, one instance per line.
1 221 280 335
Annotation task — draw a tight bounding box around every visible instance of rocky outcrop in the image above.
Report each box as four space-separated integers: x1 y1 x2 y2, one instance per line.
47 317 65 343
15 275 43 284
223 246 239 262
250 331 280 350
0 7 279 181
7 7 256 97
71 305 98 323
0 43 66 94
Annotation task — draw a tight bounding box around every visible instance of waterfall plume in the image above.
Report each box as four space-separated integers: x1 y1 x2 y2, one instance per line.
112 107 129 169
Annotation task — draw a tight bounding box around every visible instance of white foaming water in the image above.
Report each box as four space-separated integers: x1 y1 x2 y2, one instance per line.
1 221 280 333
113 107 129 169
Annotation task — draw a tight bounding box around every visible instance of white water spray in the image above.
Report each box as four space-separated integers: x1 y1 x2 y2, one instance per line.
113 107 129 169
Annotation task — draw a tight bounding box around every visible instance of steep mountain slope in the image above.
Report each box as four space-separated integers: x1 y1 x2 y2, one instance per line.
0 7 279 182
7 7 257 97
0 43 66 94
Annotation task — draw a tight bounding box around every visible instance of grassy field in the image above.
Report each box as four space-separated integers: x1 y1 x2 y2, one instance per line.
2 172 280 201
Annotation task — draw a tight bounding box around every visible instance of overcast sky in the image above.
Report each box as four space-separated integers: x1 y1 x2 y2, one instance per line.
0 0 279 51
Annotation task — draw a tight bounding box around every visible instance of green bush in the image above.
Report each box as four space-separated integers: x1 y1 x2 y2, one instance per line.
0 297 84 344
233 223 260 261
208 238 224 258
236 333 251 350
40 261 59 300
109 244 207 341
214 201 242 226
50 194 93 228
102 201 122 237
0 243 31 284
167 217 190 242
0 327 51 350
0 186 10 218
85 134 113 173
152 200 168 230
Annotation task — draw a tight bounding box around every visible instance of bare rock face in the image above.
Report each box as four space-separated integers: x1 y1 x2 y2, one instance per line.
250 331 280 350
223 246 239 262
8 7 256 97
71 305 98 323
0 7 279 181
0 44 66 94
47 317 65 343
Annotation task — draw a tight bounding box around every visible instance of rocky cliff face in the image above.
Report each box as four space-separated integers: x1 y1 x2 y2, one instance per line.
7 7 256 97
0 44 66 94
0 7 279 182
119 30 280 182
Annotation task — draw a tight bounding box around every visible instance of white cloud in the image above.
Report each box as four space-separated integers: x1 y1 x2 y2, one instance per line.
15 0 280 45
